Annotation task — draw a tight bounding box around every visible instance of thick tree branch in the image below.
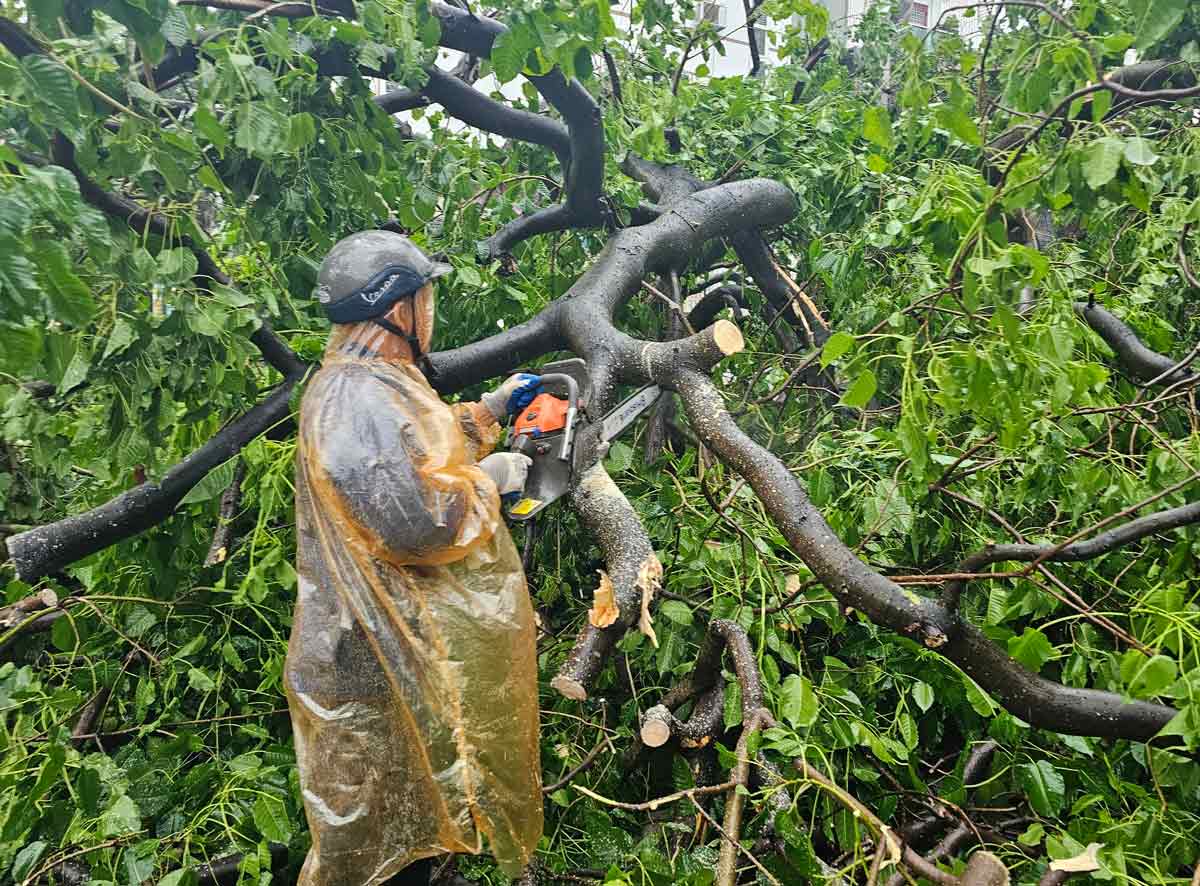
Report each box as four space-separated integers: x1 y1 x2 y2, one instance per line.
790 37 831 104
640 619 764 747
552 463 661 699
621 153 824 348
478 70 608 260
0 16 45 57
7 380 301 583
372 87 429 115
684 284 745 330
1075 302 1198 387
742 0 762 77
943 500 1200 610
428 175 1177 734
421 65 570 165
668 369 1177 741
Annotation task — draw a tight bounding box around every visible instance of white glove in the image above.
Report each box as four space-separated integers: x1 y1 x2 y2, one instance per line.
481 373 542 420
478 452 533 495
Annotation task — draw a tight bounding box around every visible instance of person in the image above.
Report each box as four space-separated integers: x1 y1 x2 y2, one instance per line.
286 230 544 886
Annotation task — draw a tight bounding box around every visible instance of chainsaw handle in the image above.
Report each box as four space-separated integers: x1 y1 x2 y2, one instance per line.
535 374 579 408
536 374 579 461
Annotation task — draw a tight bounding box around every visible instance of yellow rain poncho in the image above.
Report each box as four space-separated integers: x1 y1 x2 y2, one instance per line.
285 316 542 885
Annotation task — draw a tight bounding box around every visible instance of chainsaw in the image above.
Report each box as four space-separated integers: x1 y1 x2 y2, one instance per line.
504 358 662 521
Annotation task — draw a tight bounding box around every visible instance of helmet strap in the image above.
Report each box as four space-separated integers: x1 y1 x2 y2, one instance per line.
372 314 424 363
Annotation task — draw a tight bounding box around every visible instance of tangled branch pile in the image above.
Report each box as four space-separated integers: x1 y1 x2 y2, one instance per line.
2 0 1200 883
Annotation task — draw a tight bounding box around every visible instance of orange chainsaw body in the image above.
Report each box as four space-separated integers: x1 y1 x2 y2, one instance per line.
513 392 571 437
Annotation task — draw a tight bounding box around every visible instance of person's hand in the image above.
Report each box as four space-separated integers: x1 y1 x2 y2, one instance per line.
478 453 533 495
482 373 542 420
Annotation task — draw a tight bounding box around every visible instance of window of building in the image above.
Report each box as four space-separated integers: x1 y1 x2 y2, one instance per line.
909 2 929 28
750 25 767 52
699 2 726 26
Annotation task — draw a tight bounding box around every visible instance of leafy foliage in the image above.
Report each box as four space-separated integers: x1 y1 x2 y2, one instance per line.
3 0 1200 884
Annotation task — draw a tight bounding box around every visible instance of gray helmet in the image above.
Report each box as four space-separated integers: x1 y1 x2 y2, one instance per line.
315 230 452 324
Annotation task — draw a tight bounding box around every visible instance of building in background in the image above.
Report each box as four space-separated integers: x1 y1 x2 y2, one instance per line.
383 1 980 131
601 0 980 80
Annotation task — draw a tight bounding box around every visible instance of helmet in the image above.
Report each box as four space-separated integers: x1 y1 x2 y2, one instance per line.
315 230 452 325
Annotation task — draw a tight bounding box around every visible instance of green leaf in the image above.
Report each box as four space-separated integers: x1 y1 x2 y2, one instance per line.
911 681 934 712
57 345 91 394
963 675 996 717
1008 628 1055 672
897 414 927 474
157 247 198 284
1082 137 1123 190
490 27 527 82
1129 0 1186 49
1019 822 1045 846
21 56 78 119
1123 137 1158 167
101 794 142 837
455 264 483 287
1019 760 1065 816
724 679 743 729
863 106 892 149
34 241 93 326
135 676 155 720
0 195 30 238
252 794 292 843
288 112 317 152
659 599 693 626
820 330 854 367
936 104 981 146
78 765 101 815
235 103 288 158
0 324 44 374
1120 651 1177 698
604 440 634 474
11 841 48 881
780 674 819 728
897 711 918 749
160 6 190 46
187 667 216 693
0 240 40 306
839 369 877 409
51 616 77 651
31 743 65 802
195 105 229 151
986 586 1009 625
1102 33 1134 54
222 640 246 672
158 869 200 886
102 319 138 360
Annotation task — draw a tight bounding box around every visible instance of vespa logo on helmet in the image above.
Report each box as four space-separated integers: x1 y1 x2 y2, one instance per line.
360 273 402 306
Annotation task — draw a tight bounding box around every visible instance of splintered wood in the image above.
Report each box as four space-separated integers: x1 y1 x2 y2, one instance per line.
587 571 619 628
636 555 662 647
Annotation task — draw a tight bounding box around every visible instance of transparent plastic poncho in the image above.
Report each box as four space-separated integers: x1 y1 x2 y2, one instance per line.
285 322 542 885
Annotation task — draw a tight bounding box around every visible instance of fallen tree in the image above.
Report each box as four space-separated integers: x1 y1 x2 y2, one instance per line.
3 0 1200 882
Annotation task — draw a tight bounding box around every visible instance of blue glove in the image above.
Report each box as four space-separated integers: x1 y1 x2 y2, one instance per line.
506 373 543 416
483 373 543 419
